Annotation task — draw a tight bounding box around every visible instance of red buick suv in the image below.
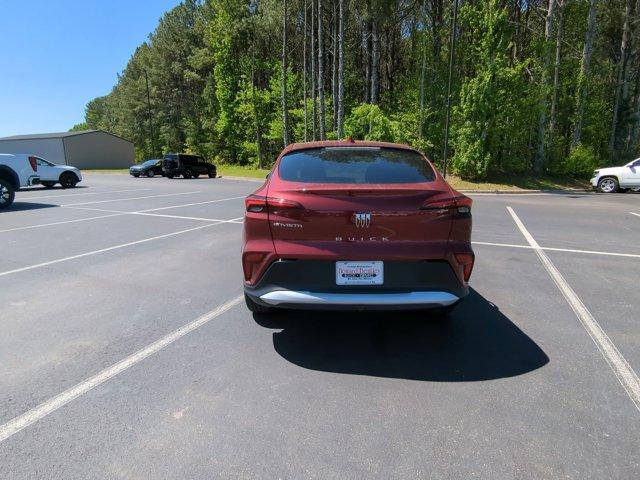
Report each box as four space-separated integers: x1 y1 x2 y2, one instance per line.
242 140 474 313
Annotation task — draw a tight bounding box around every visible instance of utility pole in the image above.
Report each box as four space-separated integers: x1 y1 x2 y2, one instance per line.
143 69 156 157
441 0 458 179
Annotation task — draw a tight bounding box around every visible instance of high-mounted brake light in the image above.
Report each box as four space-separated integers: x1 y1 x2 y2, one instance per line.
28 156 38 172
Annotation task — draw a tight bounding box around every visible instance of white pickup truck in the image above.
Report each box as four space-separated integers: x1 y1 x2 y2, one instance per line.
591 158 640 193
0 154 41 209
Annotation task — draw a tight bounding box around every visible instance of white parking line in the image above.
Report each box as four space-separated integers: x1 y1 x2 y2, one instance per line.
63 206 244 223
0 294 243 443
61 206 129 214
473 241 532 250
507 206 640 412
60 191 201 207
133 212 244 223
467 192 592 196
0 195 246 233
0 221 233 278
631 212 640 218
137 195 245 212
473 241 640 259
0 213 128 233
17 188 150 200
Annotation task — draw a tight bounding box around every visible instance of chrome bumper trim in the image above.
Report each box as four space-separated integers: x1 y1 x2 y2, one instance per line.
259 290 459 306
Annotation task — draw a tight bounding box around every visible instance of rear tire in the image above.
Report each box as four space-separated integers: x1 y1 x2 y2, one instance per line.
598 176 619 193
245 294 271 313
192 172 200 178
146 170 154 178
41 181 56 188
60 172 79 188
208 170 217 178
183 170 192 179
167 173 174 179
0 178 15 209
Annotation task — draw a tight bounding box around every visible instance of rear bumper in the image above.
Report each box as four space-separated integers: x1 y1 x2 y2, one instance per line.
244 259 468 310
259 290 459 308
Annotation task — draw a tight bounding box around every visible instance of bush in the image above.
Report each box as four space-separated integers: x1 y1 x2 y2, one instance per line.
344 103 395 141
560 145 600 178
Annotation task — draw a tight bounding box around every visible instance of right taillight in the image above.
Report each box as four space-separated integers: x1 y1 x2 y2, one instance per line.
454 195 472 215
28 156 37 172
454 252 475 282
420 196 471 216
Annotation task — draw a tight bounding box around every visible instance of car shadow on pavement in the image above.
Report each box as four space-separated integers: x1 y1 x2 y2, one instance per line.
254 289 549 382
0 202 58 212
17 185 88 191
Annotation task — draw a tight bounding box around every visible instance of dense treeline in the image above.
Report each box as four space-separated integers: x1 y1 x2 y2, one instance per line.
72 0 640 179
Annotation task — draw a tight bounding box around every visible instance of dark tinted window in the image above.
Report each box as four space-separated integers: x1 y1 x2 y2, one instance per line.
278 147 435 184
142 159 157 167
181 155 202 166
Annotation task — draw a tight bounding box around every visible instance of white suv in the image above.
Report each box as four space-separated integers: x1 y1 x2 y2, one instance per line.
33 156 82 189
0 154 41 208
591 158 640 193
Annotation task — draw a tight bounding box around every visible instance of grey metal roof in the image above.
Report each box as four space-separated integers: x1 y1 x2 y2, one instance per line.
0 130 133 144
0 130 99 140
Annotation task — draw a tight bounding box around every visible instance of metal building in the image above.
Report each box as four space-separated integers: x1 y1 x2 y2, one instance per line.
0 130 134 169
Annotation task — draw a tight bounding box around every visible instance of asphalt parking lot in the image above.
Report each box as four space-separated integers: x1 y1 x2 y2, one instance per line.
1 174 639 479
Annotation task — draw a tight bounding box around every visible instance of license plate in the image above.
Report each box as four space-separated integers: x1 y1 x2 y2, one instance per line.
336 261 383 285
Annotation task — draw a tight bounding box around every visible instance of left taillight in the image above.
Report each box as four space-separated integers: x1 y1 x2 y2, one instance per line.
245 195 302 213
246 194 268 213
28 156 37 172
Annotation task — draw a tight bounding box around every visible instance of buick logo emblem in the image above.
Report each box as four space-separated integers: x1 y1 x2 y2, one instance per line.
353 212 372 228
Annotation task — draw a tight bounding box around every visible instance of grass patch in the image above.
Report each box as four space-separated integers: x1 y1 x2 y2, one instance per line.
217 164 271 179
83 165 588 191
83 168 129 174
446 174 589 191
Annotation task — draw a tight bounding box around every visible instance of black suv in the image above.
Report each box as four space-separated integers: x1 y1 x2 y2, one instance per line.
162 153 217 179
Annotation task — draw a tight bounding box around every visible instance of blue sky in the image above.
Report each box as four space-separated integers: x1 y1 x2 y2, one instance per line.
0 0 179 137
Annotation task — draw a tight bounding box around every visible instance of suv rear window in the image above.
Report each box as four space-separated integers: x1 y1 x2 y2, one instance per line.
181 155 201 166
278 147 435 184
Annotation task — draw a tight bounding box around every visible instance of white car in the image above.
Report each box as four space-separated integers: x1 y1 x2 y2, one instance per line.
591 158 640 193
33 156 82 188
0 153 41 208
